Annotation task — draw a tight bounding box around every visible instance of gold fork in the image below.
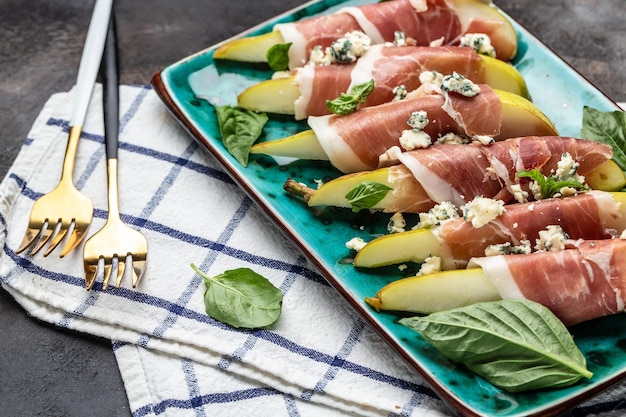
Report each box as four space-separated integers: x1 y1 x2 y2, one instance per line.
16 0 113 257
83 13 148 290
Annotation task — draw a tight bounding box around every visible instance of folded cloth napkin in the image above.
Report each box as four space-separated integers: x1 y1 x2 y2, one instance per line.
2 85 626 417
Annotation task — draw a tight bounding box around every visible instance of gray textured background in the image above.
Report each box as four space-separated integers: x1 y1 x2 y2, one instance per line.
1 1 625 415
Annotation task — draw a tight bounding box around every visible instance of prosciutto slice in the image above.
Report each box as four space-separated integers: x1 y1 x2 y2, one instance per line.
294 45 486 119
275 0 462 68
398 136 613 206
438 191 622 269
469 238 626 326
309 84 501 173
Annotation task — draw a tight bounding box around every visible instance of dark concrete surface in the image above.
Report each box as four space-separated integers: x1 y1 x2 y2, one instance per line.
0 1 624 416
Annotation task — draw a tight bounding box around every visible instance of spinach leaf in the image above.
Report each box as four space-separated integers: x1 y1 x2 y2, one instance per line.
581 106 626 172
192 264 283 329
345 181 392 212
326 79 375 115
266 42 292 71
517 169 588 198
215 105 268 166
400 299 592 393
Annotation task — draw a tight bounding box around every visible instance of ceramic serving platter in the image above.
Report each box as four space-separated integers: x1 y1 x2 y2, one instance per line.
151 1 626 415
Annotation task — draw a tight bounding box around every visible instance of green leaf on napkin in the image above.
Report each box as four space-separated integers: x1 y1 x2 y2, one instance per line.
400 299 592 393
192 264 283 329
215 105 268 166
581 106 626 172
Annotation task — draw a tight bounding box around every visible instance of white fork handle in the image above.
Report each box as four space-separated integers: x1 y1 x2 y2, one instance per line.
70 0 113 127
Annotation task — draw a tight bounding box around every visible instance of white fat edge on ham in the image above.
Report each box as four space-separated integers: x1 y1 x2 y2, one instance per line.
467 256 525 300
293 65 315 120
348 44 385 91
307 115 367 173
274 23 309 69
338 7 385 44
397 150 466 206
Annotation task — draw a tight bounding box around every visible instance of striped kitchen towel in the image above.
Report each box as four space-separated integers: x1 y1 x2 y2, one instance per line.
1 85 625 417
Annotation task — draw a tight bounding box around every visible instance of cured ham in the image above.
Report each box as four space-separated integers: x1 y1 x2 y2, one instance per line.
469 238 626 326
274 0 516 68
398 136 613 207
438 191 622 269
309 84 502 173
294 45 490 119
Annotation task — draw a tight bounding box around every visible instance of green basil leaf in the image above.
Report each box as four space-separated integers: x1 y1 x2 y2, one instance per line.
345 181 392 212
581 106 626 172
266 42 292 71
517 169 588 198
326 79 375 115
192 264 283 329
400 299 592 393
215 105 268 167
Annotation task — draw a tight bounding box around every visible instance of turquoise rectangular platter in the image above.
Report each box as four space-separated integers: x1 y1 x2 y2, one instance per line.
151 1 626 416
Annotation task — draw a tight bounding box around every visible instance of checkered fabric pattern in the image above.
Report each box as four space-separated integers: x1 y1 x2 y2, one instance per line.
1 85 626 416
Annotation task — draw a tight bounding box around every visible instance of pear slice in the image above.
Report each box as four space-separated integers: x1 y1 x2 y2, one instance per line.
585 160 626 191
365 268 500 314
354 228 441 268
481 56 529 99
213 31 285 62
251 130 329 160
494 89 558 139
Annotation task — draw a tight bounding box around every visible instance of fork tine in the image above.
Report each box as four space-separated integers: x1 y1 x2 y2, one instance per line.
59 223 90 258
115 259 126 288
132 258 147 288
43 222 72 257
15 226 43 254
102 262 113 290
84 262 99 290
29 224 56 256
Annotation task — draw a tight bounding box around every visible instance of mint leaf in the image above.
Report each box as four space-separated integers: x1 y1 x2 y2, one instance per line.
345 181 392 212
326 79 375 115
215 105 268 166
192 264 283 329
581 106 626 172
266 42 292 71
517 169 588 198
400 299 592 393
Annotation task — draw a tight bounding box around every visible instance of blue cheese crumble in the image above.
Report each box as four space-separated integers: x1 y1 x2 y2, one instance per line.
416 256 442 276
436 132 471 145
485 240 532 256
393 31 407 47
399 110 431 150
392 85 408 101
308 45 334 66
330 31 372 64
461 196 505 228
387 212 406 233
416 201 460 228
459 33 496 58
535 225 569 252
345 237 367 252
441 72 481 97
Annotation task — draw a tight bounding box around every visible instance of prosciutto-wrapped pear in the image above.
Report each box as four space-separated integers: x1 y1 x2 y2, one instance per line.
354 191 626 270
238 45 529 119
366 237 626 327
286 136 615 213
213 0 518 67
253 87 557 173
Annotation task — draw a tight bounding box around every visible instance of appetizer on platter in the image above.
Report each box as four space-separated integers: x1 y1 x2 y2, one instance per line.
214 0 517 67
253 86 557 173
239 44 529 119
353 191 626 269
284 136 618 213
365 237 626 327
